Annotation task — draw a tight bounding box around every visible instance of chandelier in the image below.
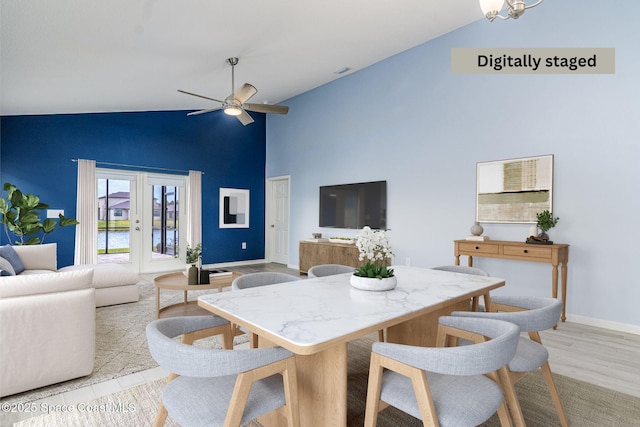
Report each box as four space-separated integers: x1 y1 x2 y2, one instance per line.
479 0 544 21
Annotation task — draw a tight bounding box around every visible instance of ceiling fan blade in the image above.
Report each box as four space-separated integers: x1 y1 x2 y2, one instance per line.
178 89 225 104
244 103 289 115
187 107 222 116
234 83 257 104
236 109 254 126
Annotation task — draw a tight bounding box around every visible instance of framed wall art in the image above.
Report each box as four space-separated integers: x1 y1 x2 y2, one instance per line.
476 155 553 223
219 188 249 228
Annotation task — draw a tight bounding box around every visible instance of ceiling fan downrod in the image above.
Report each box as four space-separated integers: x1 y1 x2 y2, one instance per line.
227 57 239 95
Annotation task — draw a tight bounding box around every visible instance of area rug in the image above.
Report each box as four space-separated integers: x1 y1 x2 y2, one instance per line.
1 279 246 405
14 335 640 427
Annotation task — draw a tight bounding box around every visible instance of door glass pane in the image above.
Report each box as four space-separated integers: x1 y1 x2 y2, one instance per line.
152 185 179 259
97 179 131 263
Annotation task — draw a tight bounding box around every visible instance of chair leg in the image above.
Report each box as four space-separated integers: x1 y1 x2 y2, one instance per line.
499 368 526 427
540 361 569 427
378 329 385 342
282 357 300 427
364 353 384 427
154 373 177 427
496 401 514 427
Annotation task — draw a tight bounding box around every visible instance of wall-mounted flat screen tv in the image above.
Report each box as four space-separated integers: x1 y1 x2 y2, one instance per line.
319 180 387 229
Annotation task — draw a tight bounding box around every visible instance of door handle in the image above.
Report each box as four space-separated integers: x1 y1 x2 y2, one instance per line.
135 227 140 231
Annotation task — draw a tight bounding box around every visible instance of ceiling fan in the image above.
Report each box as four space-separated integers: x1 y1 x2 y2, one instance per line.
178 57 289 126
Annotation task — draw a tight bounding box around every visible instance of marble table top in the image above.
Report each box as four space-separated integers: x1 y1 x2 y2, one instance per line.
198 265 504 354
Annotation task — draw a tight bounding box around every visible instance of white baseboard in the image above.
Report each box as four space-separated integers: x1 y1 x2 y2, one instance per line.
569 314 640 336
202 259 267 269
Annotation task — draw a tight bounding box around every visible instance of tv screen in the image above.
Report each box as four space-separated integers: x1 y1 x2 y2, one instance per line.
319 181 387 229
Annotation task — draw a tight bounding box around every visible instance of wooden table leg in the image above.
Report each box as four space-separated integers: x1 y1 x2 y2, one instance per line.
155 288 160 319
259 342 348 427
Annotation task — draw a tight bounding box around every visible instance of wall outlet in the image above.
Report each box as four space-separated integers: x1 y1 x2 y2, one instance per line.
47 209 64 218
241 242 247 249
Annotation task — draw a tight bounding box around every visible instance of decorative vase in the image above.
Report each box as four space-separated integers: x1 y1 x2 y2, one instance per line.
470 222 484 236
350 275 397 291
188 264 199 285
529 226 538 237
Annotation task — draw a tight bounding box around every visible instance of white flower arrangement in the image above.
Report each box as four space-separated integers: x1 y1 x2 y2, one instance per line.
354 226 394 279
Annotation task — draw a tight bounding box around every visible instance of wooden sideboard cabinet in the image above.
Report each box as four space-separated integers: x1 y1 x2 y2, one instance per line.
454 239 570 323
299 241 365 274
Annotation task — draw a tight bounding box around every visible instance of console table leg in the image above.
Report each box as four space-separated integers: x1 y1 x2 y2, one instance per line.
561 261 568 323
552 263 560 329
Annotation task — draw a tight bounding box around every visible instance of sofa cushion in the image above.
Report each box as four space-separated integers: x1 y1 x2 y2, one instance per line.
0 269 94 299
0 245 25 274
58 263 139 289
11 243 57 271
0 257 16 276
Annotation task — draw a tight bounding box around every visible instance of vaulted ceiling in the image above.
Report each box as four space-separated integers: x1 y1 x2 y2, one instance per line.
0 0 483 116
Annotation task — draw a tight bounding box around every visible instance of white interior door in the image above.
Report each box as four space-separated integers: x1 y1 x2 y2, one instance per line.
267 176 290 265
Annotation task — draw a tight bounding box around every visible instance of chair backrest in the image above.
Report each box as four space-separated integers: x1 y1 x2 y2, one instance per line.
432 265 489 276
372 316 519 376
146 316 294 377
453 295 562 332
232 271 301 290
307 264 354 278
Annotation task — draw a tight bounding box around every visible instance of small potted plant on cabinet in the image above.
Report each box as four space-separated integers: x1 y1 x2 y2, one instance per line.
528 210 559 244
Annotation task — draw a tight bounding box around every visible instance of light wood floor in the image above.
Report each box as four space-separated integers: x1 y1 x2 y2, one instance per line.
226 262 640 398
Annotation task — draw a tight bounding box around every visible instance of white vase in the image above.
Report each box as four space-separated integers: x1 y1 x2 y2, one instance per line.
470 222 484 236
350 275 397 291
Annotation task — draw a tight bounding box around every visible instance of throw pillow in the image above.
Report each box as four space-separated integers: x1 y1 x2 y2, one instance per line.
0 256 16 276
0 245 25 275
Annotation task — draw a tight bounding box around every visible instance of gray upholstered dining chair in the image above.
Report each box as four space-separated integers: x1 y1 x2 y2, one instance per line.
432 265 490 311
307 264 354 278
431 265 489 276
231 271 301 290
146 316 300 427
453 296 569 427
364 316 520 427
232 272 301 347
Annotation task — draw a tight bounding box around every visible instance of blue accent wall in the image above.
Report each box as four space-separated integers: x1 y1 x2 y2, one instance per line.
0 110 266 267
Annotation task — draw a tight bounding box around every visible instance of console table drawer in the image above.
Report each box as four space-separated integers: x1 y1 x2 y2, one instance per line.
458 242 499 255
503 245 552 259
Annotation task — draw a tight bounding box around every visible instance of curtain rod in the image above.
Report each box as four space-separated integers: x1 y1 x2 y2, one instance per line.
71 159 203 174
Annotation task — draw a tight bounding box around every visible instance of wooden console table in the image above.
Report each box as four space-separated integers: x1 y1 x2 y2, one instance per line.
454 239 569 323
299 240 365 274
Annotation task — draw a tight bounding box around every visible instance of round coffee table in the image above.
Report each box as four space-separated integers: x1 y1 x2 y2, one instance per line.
154 271 242 318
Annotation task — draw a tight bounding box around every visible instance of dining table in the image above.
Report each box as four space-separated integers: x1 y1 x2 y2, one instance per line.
197 265 505 427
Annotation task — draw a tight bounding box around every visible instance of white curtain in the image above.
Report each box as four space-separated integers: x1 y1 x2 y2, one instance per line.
187 170 203 262
74 159 98 265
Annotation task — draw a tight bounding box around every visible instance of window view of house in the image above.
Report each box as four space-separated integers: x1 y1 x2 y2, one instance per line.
98 180 131 263
152 185 179 258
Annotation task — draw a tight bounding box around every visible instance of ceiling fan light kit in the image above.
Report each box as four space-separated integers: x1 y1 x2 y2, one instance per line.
178 57 289 125
479 0 543 21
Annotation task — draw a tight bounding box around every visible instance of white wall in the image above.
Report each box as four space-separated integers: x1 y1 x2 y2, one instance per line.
266 0 640 331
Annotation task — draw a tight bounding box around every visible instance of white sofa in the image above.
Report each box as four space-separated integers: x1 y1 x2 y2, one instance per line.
9 243 140 307
0 269 96 397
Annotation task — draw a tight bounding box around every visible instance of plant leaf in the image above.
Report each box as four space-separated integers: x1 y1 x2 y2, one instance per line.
59 215 80 227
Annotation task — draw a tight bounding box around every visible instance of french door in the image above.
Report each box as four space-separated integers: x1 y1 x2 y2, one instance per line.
97 169 187 273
